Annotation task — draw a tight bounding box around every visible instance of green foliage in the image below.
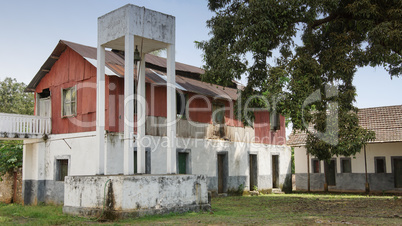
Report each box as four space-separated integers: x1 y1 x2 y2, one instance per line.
0 141 23 179
0 77 34 177
198 0 400 160
0 77 34 115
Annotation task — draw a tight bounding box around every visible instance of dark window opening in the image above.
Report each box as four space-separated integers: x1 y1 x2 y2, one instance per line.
312 159 320 173
270 111 280 131
56 159 68 181
341 158 352 173
134 148 151 174
375 157 386 173
38 88 50 98
212 102 225 124
176 92 187 118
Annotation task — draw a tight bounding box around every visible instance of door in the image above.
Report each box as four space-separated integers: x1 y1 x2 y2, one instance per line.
272 155 279 188
39 97 51 117
249 154 258 190
178 153 188 174
218 154 227 193
325 159 336 186
394 158 402 188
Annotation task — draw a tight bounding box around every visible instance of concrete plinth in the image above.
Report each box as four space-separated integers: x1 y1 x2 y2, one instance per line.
63 174 210 219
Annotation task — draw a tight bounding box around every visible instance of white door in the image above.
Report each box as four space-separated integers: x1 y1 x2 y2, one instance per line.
38 97 51 117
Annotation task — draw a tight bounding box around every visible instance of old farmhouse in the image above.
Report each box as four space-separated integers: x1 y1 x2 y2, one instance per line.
9 39 292 205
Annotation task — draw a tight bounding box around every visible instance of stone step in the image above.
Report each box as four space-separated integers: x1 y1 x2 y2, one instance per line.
272 188 284 194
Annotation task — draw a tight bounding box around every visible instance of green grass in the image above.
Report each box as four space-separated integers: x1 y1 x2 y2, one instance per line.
0 193 401 225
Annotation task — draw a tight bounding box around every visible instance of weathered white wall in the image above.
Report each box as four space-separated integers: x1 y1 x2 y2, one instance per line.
295 142 402 174
63 174 209 217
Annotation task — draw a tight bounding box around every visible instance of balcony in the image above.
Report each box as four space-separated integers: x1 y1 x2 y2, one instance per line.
0 113 51 140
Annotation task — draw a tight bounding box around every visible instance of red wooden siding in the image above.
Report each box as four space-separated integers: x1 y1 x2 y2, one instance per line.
35 47 97 134
254 111 286 145
34 46 286 145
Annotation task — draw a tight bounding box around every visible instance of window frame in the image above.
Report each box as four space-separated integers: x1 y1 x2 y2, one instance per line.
54 156 70 182
176 149 191 174
340 157 352 173
311 158 321 173
374 157 386 173
61 86 77 118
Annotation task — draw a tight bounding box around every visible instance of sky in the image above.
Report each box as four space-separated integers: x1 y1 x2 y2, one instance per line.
0 0 401 110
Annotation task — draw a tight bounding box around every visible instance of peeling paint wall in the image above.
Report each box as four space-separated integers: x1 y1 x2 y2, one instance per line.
63 174 210 218
23 130 291 204
294 143 402 192
0 169 22 204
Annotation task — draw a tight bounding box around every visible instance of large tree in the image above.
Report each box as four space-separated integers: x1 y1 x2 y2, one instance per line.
0 77 34 178
198 0 400 160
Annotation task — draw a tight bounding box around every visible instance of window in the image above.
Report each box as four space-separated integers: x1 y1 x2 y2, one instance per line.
176 92 187 118
341 158 352 173
212 102 225 124
375 157 386 173
176 149 191 174
312 159 320 173
270 111 280 131
134 148 151 174
56 159 69 181
62 86 76 117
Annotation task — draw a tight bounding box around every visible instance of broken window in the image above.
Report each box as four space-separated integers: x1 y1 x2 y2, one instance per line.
341 158 352 173
375 157 386 173
312 159 320 173
56 159 68 181
62 86 76 117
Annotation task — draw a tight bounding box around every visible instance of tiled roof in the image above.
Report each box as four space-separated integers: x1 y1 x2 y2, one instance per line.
287 105 402 146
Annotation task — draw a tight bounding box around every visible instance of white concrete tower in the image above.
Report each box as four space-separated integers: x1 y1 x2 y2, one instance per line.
96 4 176 175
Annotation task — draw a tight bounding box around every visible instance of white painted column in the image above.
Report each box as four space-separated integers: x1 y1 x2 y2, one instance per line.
124 34 135 175
137 53 146 173
96 44 105 175
166 44 176 174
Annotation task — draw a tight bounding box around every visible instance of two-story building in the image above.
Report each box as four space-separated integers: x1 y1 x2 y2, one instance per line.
6 39 292 205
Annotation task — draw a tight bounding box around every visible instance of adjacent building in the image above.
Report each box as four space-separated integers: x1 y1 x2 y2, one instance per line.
289 105 402 193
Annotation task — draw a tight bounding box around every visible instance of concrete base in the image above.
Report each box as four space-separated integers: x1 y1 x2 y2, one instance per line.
63 174 211 219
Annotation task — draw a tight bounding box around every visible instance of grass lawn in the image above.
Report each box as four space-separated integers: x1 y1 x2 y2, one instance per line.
0 193 401 225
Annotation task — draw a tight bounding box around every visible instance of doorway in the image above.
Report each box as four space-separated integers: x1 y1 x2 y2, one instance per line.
38 88 51 117
272 155 279 188
324 159 336 186
394 158 402 188
217 153 228 193
249 154 258 190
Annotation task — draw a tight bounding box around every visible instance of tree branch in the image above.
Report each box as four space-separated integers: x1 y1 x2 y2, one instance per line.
311 14 338 29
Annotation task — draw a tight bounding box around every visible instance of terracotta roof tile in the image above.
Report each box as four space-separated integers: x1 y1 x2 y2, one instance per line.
287 105 402 146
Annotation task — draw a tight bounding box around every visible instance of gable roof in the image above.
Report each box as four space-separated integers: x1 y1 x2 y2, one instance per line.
26 40 238 100
287 105 402 146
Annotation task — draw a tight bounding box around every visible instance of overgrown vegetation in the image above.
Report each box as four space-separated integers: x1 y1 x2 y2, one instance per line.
197 0 401 161
0 194 401 225
0 77 34 178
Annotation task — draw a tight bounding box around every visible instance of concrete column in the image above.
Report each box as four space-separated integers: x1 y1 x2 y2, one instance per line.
96 44 105 175
166 44 176 174
137 53 146 173
124 34 135 175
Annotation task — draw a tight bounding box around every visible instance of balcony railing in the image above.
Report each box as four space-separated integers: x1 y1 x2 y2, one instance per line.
0 113 51 138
